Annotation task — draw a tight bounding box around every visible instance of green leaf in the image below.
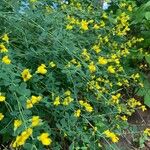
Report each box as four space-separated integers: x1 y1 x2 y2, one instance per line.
145 12 150 20
145 55 150 64
24 143 33 150
144 90 150 107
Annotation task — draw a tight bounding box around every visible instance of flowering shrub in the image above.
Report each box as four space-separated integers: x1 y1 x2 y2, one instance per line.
0 0 148 149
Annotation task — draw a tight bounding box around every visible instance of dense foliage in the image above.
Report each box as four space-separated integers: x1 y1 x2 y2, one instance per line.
0 0 149 149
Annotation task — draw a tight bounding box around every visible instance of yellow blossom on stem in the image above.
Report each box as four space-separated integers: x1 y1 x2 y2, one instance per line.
92 45 101 53
120 3 126 8
0 113 4 121
14 119 22 130
49 61 56 68
2 34 9 43
127 98 141 108
120 115 128 121
26 99 33 109
127 5 132 12
104 130 119 143
82 48 90 61
93 24 100 30
13 128 33 148
2 56 11 64
21 69 32 82
0 94 6 102
88 61 96 73
66 24 73 30
38 133 52 146
80 20 89 31
111 93 121 104
107 66 115 74
0 43 8 52
98 57 107 65
141 105 147 112
144 128 150 136
53 96 60 106
74 109 81 117
45 6 52 13
64 90 71 96
26 96 42 109
84 102 93 112
102 12 108 19
99 20 105 27
79 100 93 112
79 100 84 105
36 64 47 75
62 96 73 106
31 116 41 127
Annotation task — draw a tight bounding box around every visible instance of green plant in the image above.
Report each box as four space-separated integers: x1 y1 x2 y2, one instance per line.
0 0 148 149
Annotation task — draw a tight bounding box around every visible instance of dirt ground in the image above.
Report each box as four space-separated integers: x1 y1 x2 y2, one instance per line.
117 109 150 150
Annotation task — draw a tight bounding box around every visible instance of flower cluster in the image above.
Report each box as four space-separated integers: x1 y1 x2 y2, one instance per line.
79 100 93 112
104 130 119 143
0 34 11 64
26 95 42 109
13 128 33 148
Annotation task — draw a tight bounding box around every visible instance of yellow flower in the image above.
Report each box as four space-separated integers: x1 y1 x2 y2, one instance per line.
36 64 47 75
49 61 56 68
74 109 81 117
92 45 101 53
31 116 41 127
66 24 73 30
98 57 107 65
93 24 100 30
31 95 42 104
117 82 122 86
21 69 32 82
0 113 4 121
82 48 90 61
13 128 33 148
2 34 9 43
0 43 8 52
88 61 96 73
62 96 73 106
144 128 150 136
107 66 115 74
53 96 60 106
111 93 121 104
120 3 126 8
14 119 22 130
99 21 105 27
0 94 6 102
79 100 93 112
127 98 141 108
79 100 84 105
103 36 109 43
2 56 11 64
102 12 108 19
26 99 33 109
26 96 42 109
80 20 89 31
64 90 71 96
141 105 147 112
45 6 52 13
120 115 128 121
104 130 119 143
127 5 132 12
84 102 93 112
38 133 52 146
